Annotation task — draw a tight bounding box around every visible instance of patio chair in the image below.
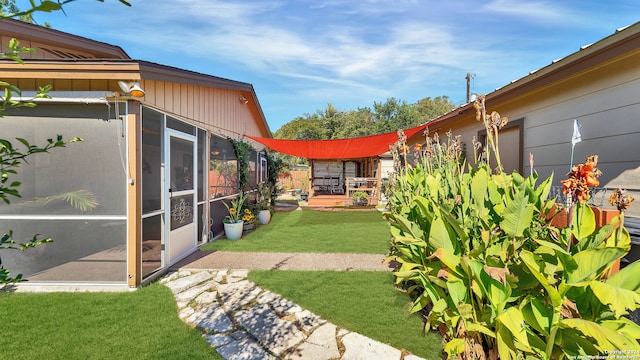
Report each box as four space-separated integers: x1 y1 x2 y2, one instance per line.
330 173 344 194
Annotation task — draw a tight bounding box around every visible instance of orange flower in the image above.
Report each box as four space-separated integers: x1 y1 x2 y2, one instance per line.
414 143 423 152
562 155 601 203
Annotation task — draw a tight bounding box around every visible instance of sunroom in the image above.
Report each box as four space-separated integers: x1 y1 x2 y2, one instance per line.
0 19 271 290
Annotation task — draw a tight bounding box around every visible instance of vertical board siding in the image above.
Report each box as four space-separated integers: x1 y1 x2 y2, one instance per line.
7 77 266 145
139 80 265 144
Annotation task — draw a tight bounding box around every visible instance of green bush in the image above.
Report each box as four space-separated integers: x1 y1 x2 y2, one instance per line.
351 191 369 206
384 95 640 359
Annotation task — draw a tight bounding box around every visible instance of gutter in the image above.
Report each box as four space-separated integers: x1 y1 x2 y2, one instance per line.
14 91 112 104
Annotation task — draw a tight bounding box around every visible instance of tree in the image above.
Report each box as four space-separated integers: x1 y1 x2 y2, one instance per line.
274 95 457 142
0 0 35 23
316 103 346 139
274 117 324 140
1 0 131 22
1 0 129 286
415 95 456 122
371 97 420 133
332 108 376 139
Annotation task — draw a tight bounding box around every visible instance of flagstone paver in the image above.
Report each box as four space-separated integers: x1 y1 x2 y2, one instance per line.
162 269 426 360
341 332 403 360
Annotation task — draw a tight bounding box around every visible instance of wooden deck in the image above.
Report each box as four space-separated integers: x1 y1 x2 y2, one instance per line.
307 194 379 207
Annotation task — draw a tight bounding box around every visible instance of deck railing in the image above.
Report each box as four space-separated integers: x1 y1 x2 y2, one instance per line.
345 177 378 198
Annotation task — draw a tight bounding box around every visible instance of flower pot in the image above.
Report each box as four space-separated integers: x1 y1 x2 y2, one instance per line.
243 221 256 233
224 220 244 240
258 210 271 225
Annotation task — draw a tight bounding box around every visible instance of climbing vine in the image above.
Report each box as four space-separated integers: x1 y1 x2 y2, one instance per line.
265 150 285 202
228 138 253 191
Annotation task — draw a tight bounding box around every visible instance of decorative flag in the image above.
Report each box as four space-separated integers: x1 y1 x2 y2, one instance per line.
571 119 582 145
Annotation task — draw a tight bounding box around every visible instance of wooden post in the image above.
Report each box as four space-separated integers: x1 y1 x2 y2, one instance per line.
126 101 142 288
309 160 314 197
376 158 382 202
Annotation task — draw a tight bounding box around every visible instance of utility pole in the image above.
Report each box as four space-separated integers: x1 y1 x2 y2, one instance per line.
466 72 475 103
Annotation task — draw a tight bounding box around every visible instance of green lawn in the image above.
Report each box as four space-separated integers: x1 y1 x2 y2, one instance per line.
0 284 221 360
249 270 443 359
200 209 390 254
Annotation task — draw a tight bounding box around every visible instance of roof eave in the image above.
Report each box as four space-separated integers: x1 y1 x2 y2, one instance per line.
0 18 130 59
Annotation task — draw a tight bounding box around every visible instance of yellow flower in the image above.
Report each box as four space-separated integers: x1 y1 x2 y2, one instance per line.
229 208 236 215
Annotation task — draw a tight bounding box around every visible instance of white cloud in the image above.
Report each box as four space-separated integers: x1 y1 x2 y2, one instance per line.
47 0 635 128
483 0 567 23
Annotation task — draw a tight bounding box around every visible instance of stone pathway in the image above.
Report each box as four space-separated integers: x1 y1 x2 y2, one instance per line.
161 269 426 360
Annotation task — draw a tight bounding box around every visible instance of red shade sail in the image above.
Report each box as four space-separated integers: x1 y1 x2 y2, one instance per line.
244 124 427 159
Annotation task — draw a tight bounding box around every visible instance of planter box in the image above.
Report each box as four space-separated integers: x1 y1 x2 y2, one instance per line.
545 204 621 277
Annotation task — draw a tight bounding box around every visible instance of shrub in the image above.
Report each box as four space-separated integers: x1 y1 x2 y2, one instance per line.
384 95 640 359
351 191 368 206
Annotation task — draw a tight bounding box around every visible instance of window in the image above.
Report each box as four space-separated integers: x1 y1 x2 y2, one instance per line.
259 153 268 183
209 135 238 198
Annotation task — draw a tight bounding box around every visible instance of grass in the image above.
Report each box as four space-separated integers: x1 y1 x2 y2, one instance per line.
248 270 443 359
0 283 222 360
200 209 390 254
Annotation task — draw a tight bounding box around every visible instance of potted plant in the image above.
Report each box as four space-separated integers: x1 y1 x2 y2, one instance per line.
242 208 256 233
351 191 368 206
223 191 247 240
257 183 272 224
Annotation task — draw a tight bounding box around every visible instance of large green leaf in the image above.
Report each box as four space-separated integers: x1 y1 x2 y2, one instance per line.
605 260 640 292
428 214 456 253
600 318 640 341
446 278 468 312
576 217 617 251
444 338 465 358
566 247 626 284
534 239 577 272
425 173 442 200
554 327 599 356
467 322 496 338
607 225 631 250
392 214 423 240
533 175 553 208
497 307 530 349
430 248 463 278
589 280 640 317
521 297 554 336
520 250 562 307
560 318 639 350
469 259 510 310
410 292 432 314
496 321 518 360
471 167 488 207
501 190 534 238
571 202 596 240
413 196 435 224
437 203 470 244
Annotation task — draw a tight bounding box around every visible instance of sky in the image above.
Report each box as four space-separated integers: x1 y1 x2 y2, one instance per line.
27 0 639 133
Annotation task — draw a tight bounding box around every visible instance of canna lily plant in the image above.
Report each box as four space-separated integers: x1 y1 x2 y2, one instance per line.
384 95 640 359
